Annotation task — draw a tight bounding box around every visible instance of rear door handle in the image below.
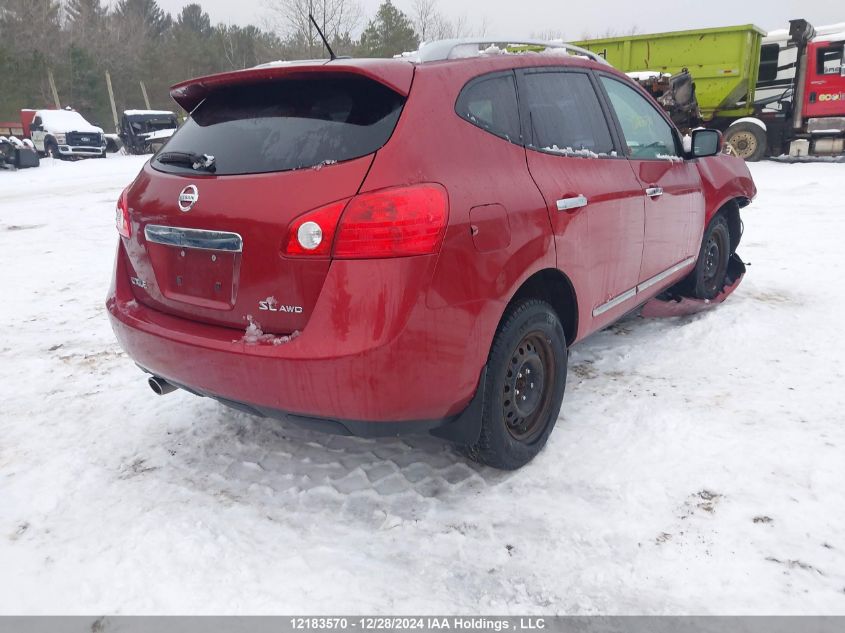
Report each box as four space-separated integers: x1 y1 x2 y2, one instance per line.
645 187 664 198
556 195 588 211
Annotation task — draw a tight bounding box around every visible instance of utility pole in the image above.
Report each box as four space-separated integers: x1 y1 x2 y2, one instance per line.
105 71 119 131
47 69 61 109
139 81 151 110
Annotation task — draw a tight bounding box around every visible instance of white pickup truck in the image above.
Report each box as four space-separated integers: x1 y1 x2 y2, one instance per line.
29 109 106 159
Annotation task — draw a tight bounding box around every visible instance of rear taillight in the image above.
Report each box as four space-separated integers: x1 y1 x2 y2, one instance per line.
115 187 130 239
282 184 449 259
335 184 449 259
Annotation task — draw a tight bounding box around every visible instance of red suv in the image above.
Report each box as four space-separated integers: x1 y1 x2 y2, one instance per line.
108 40 756 470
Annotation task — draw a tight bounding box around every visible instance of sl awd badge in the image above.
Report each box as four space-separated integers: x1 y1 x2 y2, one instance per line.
178 185 199 212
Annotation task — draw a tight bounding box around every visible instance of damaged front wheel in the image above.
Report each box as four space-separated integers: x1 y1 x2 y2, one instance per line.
689 215 731 300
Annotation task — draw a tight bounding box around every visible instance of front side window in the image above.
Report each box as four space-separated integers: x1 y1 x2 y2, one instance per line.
600 76 679 159
455 73 521 143
520 71 615 155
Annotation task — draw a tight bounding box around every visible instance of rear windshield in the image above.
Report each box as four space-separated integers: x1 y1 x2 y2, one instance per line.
153 76 405 176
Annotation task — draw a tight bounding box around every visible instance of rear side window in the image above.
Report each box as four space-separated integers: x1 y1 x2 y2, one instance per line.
520 71 615 155
600 76 679 159
456 73 521 143
154 77 405 175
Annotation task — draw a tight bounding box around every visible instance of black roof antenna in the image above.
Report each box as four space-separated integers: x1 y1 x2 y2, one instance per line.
309 13 336 61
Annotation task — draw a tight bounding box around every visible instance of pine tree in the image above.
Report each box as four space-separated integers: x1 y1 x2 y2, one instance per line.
176 4 211 37
358 0 418 58
65 0 106 26
114 0 170 39
65 0 106 49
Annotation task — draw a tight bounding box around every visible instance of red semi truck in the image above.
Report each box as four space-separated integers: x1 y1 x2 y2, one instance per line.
763 19 845 158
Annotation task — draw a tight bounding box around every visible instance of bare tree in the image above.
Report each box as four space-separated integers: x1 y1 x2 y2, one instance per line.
580 25 640 40
264 0 362 58
531 29 566 42
410 0 486 42
411 0 437 41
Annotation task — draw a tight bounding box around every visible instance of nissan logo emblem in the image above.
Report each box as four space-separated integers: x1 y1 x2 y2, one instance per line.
178 185 199 212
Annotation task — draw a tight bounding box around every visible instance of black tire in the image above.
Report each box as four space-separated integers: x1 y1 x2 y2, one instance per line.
689 215 731 300
464 299 568 470
45 138 61 160
725 122 767 162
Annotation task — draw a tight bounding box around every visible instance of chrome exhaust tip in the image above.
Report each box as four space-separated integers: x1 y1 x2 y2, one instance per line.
148 375 177 396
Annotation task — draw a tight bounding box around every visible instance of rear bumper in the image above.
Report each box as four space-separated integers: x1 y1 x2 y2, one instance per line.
147 371 484 442
107 242 487 440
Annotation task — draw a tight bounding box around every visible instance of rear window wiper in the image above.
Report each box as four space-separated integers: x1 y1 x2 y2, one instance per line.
156 151 216 172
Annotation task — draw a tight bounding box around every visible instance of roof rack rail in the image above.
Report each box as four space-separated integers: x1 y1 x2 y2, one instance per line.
415 38 611 65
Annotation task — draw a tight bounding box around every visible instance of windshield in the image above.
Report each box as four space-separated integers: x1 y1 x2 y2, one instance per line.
153 76 405 176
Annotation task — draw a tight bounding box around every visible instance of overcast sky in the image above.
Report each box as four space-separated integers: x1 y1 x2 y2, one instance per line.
152 0 843 39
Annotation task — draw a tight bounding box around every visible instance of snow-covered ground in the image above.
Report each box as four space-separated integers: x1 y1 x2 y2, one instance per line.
1 156 843 614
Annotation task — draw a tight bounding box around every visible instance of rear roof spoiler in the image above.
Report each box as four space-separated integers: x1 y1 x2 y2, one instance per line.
170 59 415 112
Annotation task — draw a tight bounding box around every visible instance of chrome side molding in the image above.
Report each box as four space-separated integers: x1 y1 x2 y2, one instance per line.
144 225 243 253
592 288 636 317
592 256 697 317
636 256 696 293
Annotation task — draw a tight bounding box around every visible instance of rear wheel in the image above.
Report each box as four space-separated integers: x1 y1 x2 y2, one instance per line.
725 122 767 162
464 299 567 470
689 215 731 300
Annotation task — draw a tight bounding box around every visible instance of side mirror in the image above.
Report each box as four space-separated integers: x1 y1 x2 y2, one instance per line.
691 129 722 158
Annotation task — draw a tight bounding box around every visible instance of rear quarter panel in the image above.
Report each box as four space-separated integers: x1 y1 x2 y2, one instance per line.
360 61 555 410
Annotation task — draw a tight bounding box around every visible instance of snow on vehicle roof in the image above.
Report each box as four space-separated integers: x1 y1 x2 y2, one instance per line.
628 71 671 80
36 109 102 134
409 38 610 65
123 110 177 117
816 30 845 42
764 22 845 44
